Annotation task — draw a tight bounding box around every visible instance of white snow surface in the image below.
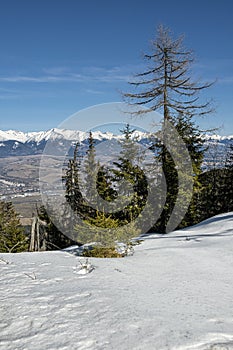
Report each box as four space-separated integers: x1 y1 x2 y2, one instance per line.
1 212 233 350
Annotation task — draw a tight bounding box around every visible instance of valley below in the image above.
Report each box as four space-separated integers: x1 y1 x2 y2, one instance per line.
0 128 232 226
0 155 42 224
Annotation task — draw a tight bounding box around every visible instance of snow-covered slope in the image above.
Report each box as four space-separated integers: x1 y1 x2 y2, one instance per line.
1 212 233 350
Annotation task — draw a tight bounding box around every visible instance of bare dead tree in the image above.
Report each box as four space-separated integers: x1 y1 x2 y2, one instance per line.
29 214 48 252
123 25 215 232
123 25 214 121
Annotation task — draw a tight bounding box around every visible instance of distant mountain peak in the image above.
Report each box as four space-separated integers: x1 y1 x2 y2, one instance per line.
1 128 232 143
0 128 232 158
0 128 148 144
204 134 233 141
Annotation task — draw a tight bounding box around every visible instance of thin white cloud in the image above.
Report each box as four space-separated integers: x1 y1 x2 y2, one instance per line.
42 66 70 75
0 64 141 84
0 75 75 83
218 76 233 84
0 94 19 100
85 88 104 95
0 87 22 99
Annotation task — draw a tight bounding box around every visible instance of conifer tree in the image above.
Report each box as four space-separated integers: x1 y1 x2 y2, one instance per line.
63 130 141 249
223 143 233 212
113 124 148 223
0 201 28 253
175 114 206 226
84 132 97 202
96 165 117 202
226 143 233 169
196 140 232 222
63 142 83 214
123 25 213 232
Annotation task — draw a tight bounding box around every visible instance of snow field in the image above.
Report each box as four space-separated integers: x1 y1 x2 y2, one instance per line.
0 212 233 349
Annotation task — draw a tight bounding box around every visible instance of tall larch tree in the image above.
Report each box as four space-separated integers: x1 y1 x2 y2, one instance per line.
123 25 214 232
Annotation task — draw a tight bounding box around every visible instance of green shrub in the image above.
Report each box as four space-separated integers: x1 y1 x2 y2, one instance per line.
82 245 122 258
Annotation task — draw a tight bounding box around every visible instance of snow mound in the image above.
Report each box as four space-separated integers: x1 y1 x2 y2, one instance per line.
0 212 233 350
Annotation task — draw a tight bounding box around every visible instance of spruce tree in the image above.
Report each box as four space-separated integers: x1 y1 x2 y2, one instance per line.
0 201 28 253
113 124 148 223
223 142 233 212
84 133 97 200
63 142 83 214
196 140 232 221
63 130 142 248
96 165 117 203
175 114 206 226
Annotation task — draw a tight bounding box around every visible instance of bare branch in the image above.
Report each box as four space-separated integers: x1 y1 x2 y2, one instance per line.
24 272 37 280
122 25 214 120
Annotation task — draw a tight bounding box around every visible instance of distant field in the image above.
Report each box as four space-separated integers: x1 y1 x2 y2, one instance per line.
0 154 67 226
0 155 40 188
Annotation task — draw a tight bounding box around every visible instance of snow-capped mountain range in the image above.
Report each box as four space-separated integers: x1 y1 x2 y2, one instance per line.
0 128 233 144
0 128 124 143
0 128 149 158
0 128 232 158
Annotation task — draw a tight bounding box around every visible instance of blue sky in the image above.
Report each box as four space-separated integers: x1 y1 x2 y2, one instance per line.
0 0 232 134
